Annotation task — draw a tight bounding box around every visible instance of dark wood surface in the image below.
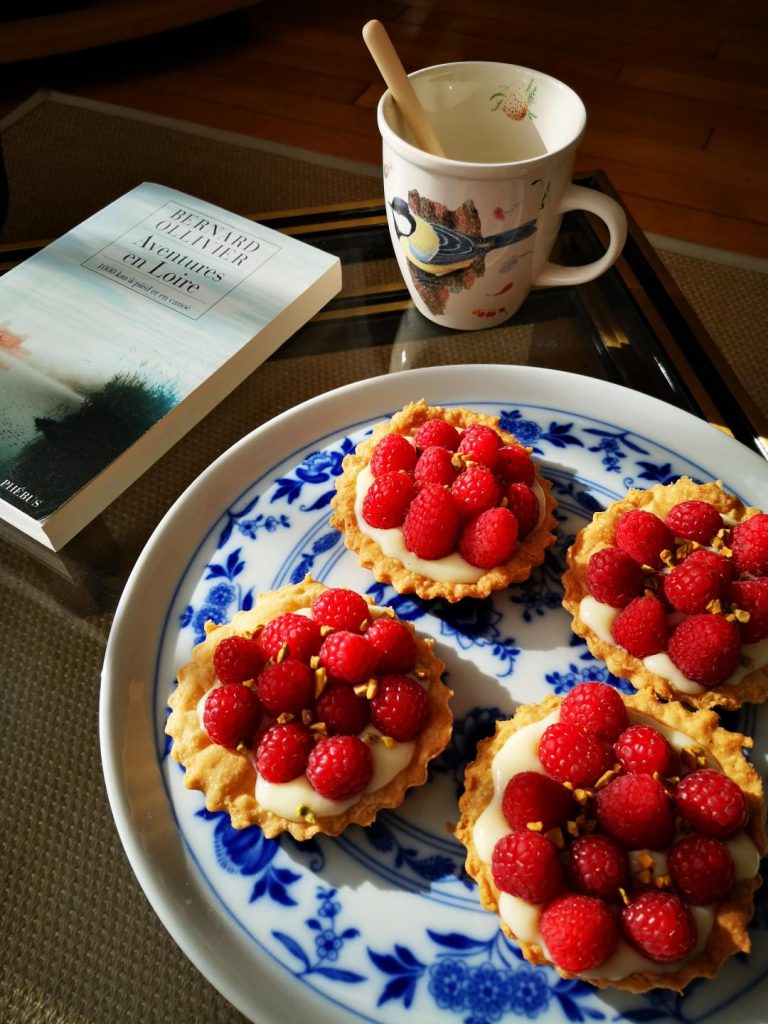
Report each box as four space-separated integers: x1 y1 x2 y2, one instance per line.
1 0 766 258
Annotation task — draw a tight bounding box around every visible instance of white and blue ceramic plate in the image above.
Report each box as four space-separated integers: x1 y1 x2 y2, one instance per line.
101 364 768 1024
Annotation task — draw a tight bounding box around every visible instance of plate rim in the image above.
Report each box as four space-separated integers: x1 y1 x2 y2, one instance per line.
100 363 768 1023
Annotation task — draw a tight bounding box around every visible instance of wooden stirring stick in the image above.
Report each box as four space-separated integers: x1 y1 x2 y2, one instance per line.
362 19 446 157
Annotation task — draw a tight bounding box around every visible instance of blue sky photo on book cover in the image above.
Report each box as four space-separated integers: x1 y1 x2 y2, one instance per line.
0 182 340 542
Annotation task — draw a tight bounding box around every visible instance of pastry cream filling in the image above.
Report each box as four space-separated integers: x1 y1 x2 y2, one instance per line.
472 706 760 980
354 462 548 584
579 595 768 695
198 605 424 822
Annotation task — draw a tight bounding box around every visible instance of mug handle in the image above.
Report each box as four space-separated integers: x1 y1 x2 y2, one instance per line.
533 184 628 288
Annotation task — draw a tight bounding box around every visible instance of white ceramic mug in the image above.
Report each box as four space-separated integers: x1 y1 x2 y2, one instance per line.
377 61 627 331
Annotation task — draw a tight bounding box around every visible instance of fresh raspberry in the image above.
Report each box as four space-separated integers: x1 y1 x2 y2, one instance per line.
540 895 619 973
491 830 563 904
724 578 768 643
613 723 676 776
451 465 502 519
457 423 502 469
501 770 576 832
458 506 518 569
621 891 696 963
668 836 735 905
255 721 314 782
731 513 768 576
495 444 535 486
311 588 370 633
504 482 539 539
663 559 722 614
664 500 723 544
319 630 377 685
364 617 417 673
259 613 323 663
402 483 460 559
566 834 629 901
306 734 373 799
615 509 674 568
684 546 736 586
361 471 416 528
370 674 428 741
595 773 674 849
413 446 458 488
315 682 370 735
202 683 262 748
413 417 460 452
611 594 669 657
667 614 741 686
674 768 748 838
212 635 265 686
256 659 315 715
560 681 629 741
370 433 417 476
586 546 645 607
538 721 613 787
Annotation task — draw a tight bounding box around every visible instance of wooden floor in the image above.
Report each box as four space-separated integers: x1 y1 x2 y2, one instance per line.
1 0 767 259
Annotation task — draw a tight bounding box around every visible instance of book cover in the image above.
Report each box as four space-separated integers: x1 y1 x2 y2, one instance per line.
0 182 342 550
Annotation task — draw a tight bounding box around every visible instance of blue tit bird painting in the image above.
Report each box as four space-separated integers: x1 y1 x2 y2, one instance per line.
389 196 537 278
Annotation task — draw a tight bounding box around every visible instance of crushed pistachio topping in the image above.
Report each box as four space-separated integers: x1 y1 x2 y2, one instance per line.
546 827 565 849
301 709 314 726
242 677 258 690
681 745 707 770
566 820 580 838
654 874 673 889
712 529 733 557
659 549 675 569
236 741 249 753
320 624 334 637
730 607 751 624
354 679 378 700
314 666 328 698
310 721 327 734
360 618 370 631
595 768 620 789
277 712 295 724
310 655 321 669
707 598 724 615
414 666 430 679
526 821 544 832
618 887 631 906
297 804 316 824
276 642 289 664
380 735 396 748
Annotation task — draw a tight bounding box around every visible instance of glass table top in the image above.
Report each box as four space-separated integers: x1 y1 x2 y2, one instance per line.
3 169 767 1024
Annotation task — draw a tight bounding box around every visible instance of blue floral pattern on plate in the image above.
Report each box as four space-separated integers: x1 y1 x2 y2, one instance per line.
156 398 766 1024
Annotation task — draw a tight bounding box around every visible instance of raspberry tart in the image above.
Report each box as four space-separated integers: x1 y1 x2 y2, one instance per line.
562 478 768 709
166 577 452 839
330 399 558 602
456 682 766 993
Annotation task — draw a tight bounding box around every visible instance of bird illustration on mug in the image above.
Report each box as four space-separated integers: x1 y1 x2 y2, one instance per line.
390 196 537 278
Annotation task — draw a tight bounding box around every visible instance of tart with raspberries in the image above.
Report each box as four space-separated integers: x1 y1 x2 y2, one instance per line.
562 477 768 710
165 576 452 839
330 399 558 602
456 681 766 993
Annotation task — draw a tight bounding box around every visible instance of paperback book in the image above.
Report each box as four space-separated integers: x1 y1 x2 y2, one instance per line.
0 182 342 550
